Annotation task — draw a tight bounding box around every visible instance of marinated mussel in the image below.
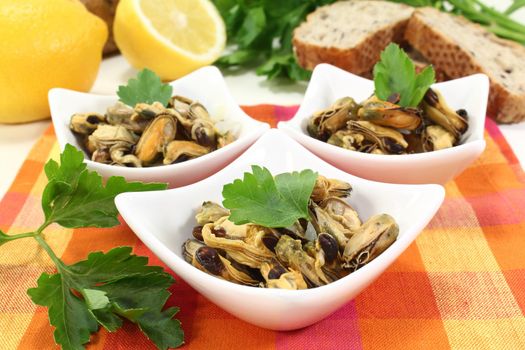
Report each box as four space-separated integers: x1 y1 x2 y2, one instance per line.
307 97 359 141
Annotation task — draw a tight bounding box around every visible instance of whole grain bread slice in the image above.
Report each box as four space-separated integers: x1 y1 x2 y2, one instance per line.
293 0 414 75
405 7 525 123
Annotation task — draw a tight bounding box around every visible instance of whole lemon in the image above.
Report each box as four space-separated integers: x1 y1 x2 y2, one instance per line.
0 0 107 124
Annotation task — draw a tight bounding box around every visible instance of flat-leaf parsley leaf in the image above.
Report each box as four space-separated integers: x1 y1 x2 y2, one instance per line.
117 68 173 107
222 166 317 228
373 43 435 107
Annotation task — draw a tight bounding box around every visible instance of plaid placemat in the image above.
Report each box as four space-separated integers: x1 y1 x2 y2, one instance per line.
1 105 524 349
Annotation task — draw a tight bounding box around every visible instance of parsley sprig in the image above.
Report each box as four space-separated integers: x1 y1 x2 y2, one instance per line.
117 69 173 107
373 43 436 107
212 0 337 81
222 166 317 227
0 145 184 350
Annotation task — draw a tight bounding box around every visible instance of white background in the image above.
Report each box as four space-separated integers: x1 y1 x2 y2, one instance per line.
0 0 523 198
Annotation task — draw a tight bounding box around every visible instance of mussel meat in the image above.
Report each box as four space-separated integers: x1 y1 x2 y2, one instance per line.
343 214 399 271
422 88 468 138
346 121 408 155
70 113 106 135
134 114 177 165
422 125 456 151
163 140 209 164
307 97 359 141
358 96 421 130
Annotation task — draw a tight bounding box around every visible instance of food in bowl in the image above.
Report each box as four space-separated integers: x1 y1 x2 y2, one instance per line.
70 96 235 167
69 68 235 167
306 43 469 155
182 166 398 289
307 88 469 154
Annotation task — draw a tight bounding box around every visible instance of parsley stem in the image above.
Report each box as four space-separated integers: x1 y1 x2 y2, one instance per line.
34 234 67 271
0 231 39 242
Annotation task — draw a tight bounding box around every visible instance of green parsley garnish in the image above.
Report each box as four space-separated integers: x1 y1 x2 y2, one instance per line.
222 166 317 228
0 144 184 350
117 68 173 107
212 0 336 81
373 43 436 107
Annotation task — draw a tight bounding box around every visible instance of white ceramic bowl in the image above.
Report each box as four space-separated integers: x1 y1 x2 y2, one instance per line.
115 129 445 330
49 66 269 187
278 64 489 184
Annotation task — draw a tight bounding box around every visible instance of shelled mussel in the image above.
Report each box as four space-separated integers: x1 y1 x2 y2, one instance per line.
182 175 399 289
69 96 235 167
307 89 469 154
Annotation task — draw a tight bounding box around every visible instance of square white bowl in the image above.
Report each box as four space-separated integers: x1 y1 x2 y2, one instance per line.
49 66 270 187
278 64 488 184
115 129 445 330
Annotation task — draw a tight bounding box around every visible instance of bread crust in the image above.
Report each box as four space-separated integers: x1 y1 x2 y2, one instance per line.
405 9 525 124
293 1 414 75
294 20 409 75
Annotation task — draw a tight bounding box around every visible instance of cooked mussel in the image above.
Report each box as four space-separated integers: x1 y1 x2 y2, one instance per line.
70 113 106 135
307 97 359 141
182 239 259 286
321 197 361 232
310 202 351 248
208 216 248 240
311 175 352 203
135 114 177 165
87 124 138 157
191 119 217 147
195 201 230 225
275 235 325 287
314 233 349 283
110 143 142 167
422 88 468 138
260 260 307 289
134 102 165 120
346 121 408 155
327 129 364 151
343 214 399 271
358 96 421 130
107 102 134 124
422 125 456 151
169 95 193 117
163 140 209 164
202 222 273 269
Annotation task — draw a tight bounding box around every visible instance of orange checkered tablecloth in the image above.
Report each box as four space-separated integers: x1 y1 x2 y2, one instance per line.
1 105 524 349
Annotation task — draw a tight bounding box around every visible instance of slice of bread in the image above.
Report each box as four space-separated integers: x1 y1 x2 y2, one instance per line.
293 1 414 75
405 8 525 123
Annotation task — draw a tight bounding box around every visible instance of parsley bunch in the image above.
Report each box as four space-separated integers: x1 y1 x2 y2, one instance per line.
0 145 184 350
212 0 337 81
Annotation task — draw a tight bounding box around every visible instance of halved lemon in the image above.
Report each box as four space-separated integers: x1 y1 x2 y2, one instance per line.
114 0 226 80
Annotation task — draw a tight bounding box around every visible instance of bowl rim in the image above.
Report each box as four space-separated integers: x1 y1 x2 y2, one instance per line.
49 65 270 175
278 63 489 162
116 129 446 298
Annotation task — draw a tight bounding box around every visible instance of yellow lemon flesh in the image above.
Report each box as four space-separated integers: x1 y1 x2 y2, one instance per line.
0 0 107 124
114 0 226 81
